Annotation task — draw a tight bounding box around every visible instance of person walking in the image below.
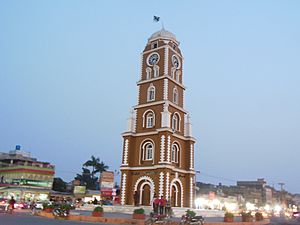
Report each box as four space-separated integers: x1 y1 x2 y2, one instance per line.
8 196 16 214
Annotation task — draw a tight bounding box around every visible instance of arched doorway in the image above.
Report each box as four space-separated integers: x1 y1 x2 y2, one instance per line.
141 182 151 205
170 182 181 207
169 178 183 207
134 176 154 206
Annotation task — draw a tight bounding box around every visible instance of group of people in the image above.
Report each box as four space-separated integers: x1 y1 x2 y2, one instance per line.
152 194 171 216
133 192 171 216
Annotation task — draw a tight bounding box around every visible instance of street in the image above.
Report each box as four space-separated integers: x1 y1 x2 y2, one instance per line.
268 217 300 225
0 211 118 225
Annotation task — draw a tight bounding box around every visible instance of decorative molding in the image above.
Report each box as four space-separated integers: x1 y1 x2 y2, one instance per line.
164 47 169 75
163 79 168 100
190 144 194 169
190 176 194 208
121 173 127 205
170 178 184 207
134 176 155 204
120 165 195 175
167 136 171 162
166 172 170 200
123 139 129 165
137 75 185 90
159 135 165 163
159 172 164 197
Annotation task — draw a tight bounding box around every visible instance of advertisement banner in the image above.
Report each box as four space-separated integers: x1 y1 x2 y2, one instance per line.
74 186 86 194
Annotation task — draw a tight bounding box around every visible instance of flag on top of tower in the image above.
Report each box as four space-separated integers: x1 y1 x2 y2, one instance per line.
153 16 160 22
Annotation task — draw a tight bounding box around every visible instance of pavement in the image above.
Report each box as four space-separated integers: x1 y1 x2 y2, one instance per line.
0 210 119 225
268 217 300 225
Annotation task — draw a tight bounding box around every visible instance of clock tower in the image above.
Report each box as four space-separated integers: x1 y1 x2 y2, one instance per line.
120 28 196 208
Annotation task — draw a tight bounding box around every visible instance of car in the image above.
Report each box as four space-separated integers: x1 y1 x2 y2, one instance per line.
292 211 300 218
0 198 8 211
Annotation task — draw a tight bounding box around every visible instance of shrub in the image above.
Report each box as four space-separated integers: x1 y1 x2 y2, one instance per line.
186 209 196 218
255 212 263 221
133 208 145 214
224 212 234 218
60 204 73 211
93 206 104 213
241 212 253 222
43 202 54 210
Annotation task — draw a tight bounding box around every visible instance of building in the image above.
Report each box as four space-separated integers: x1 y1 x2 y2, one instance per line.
0 145 55 201
120 28 196 207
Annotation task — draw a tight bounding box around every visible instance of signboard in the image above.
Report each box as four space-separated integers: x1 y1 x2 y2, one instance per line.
100 171 114 197
100 171 114 189
13 179 52 188
74 186 86 194
101 188 113 197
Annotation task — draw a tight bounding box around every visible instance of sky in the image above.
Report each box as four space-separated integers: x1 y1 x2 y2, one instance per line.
0 1 299 194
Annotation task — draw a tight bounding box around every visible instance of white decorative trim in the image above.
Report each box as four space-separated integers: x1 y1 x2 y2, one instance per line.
164 47 169 75
159 172 164 197
190 144 194 169
190 176 194 208
142 109 155 128
123 139 129 165
134 110 137 132
166 172 170 200
134 176 155 205
134 100 187 114
147 83 156 102
137 75 185 90
121 173 127 205
140 53 144 80
122 128 196 142
137 85 140 105
159 135 165 163
120 165 195 174
170 178 184 207
167 136 171 162
139 139 155 164
163 79 168 100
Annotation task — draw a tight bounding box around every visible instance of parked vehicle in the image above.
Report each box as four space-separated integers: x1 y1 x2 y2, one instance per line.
180 211 204 225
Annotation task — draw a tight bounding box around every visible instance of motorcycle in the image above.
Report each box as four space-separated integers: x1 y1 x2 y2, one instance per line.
52 207 69 218
180 213 204 225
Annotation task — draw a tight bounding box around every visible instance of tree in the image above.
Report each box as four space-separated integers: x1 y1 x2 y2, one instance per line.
75 167 98 190
83 155 109 178
52 177 67 192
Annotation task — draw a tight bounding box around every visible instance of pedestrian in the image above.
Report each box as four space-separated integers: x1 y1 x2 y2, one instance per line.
153 194 159 214
92 197 98 205
133 191 139 206
158 196 166 215
165 198 171 217
8 196 16 214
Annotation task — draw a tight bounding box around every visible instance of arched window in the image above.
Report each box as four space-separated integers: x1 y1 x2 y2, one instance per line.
171 143 179 163
146 112 154 128
142 142 154 161
176 70 181 82
173 87 178 104
153 65 159 78
171 67 176 79
147 84 155 102
172 113 180 131
146 67 152 79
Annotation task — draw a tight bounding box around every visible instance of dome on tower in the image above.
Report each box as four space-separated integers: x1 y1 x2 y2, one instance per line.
148 28 177 42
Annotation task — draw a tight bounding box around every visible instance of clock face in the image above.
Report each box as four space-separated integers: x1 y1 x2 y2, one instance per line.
148 53 159 65
172 55 180 69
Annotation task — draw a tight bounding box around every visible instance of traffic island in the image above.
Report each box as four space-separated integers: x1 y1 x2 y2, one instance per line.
38 211 269 225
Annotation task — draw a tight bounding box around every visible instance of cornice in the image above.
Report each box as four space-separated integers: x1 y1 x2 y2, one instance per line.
122 128 196 141
120 164 195 175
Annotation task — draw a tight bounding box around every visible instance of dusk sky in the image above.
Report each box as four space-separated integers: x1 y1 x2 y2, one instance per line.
0 1 299 194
